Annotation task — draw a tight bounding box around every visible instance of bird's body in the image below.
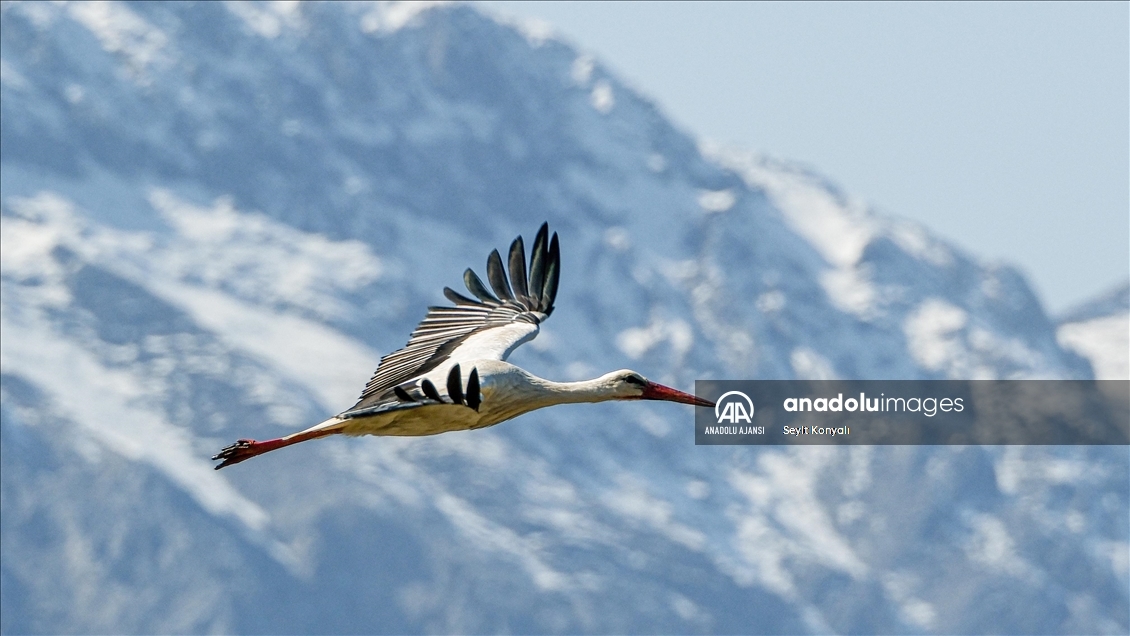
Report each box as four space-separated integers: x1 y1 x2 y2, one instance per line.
213 224 713 469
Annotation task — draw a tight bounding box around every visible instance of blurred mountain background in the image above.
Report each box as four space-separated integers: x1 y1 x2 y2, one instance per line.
1 2 1126 634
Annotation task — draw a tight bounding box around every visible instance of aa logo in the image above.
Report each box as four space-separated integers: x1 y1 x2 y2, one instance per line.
715 391 754 424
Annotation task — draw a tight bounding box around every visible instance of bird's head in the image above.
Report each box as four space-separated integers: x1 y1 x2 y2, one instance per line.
606 370 715 407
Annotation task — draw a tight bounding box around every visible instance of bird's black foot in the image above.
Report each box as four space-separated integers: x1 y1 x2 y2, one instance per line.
212 439 258 470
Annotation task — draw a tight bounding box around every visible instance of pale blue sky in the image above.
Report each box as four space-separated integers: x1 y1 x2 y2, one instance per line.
477 1 1129 315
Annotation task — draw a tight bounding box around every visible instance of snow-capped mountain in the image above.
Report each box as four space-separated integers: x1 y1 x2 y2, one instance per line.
2 3 1125 633
1057 284 1129 382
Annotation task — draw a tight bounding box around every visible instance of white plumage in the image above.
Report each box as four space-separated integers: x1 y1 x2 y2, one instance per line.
214 223 713 469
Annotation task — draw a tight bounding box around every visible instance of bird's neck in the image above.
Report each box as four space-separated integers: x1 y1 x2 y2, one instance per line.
534 375 625 405
479 366 629 424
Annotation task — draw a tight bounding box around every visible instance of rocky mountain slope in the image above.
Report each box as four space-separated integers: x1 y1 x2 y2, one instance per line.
2 3 1125 633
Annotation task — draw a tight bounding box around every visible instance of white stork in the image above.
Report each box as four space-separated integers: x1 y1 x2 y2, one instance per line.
213 223 714 469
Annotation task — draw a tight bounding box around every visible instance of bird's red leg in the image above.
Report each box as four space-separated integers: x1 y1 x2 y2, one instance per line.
212 427 339 470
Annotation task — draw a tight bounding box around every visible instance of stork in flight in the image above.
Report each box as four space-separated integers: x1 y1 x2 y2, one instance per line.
213 223 714 469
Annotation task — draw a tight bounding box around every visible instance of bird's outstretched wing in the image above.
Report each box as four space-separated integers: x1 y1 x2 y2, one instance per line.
348 223 560 412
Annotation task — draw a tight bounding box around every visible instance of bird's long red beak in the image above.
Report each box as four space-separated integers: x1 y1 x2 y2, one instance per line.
641 381 715 407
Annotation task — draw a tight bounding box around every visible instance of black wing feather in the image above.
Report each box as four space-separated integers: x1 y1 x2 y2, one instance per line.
508 237 528 298
486 250 514 301
541 232 560 314
466 367 481 411
421 379 443 403
464 269 499 304
446 364 464 405
443 287 480 306
528 223 548 302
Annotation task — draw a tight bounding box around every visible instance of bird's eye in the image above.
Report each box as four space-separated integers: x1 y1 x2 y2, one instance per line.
624 375 645 386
